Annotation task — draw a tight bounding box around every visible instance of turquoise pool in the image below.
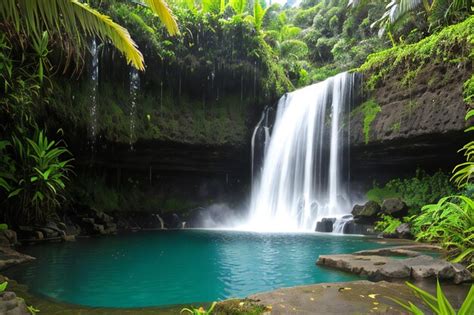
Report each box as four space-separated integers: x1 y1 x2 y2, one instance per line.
7 230 391 308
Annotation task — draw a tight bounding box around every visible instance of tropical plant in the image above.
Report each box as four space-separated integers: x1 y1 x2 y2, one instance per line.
451 109 474 189
390 280 474 315
181 302 217 314
348 0 473 43
6 130 73 224
375 214 403 233
230 0 248 16
201 0 226 14
0 0 178 72
252 1 269 32
0 281 7 292
412 195 474 269
0 140 14 193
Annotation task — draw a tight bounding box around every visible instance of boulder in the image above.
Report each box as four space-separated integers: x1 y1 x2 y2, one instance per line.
395 223 412 239
342 221 376 235
0 291 30 315
0 230 17 247
381 198 408 218
95 211 114 224
0 247 35 270
81 217 95 224
93 224 105 235
36 227 59 238
453 263 473 284
315 218 336 233
405 255 457 280
352 201 381 222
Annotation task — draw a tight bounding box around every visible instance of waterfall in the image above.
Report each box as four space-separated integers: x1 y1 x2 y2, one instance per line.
89 39 99 149
250 107 272 188
245 72 356 232
129 68 140 150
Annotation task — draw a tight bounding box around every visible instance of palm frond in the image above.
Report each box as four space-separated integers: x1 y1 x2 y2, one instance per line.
142 0 179 35
0 0 145 70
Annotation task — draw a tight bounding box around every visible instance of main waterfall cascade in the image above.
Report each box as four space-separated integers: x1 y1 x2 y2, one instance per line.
245 72 357 232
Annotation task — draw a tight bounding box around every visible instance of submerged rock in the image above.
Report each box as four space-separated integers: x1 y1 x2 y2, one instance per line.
315 218 336 233
342 221 376 235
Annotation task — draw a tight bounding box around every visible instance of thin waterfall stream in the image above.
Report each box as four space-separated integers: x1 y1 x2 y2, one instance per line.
245 72 356 232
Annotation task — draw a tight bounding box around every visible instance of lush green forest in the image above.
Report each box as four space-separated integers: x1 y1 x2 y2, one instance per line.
0 0 473 313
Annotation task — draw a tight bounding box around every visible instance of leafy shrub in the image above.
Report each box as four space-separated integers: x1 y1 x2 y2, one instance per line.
412 195 474 269
3 130 73 224
366 169 456 215
391 280 474 315
374 214 402 234
451 110 474 188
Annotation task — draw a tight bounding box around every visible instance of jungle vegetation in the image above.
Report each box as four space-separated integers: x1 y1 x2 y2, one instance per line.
0 0 472 270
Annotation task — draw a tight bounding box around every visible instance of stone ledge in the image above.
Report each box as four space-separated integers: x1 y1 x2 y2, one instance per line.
316 247 471 284
0 247 35 271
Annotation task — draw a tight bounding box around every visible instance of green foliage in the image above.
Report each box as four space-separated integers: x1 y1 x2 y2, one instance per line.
0 281 7 292
391 280 474 315
71 174 199 214
349 0 473 44
412 195 474 269
181 302 217 314
357 15 474 90
27 305 40 315
0 0 159 71
0 223 8 231
366 169 456 214
352 99 381 144
452 109 474 188
230 0 248 15
464 74 474 105
308 65 339 82
374 214 402 233
3 130 73 224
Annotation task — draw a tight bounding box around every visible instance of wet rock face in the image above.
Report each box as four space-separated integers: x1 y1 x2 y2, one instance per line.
351 63 470 147
350 63 471 186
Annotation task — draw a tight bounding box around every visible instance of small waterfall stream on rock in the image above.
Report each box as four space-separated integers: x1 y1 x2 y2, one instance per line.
244 72 356 232
88 39 99 149
129 68 140 150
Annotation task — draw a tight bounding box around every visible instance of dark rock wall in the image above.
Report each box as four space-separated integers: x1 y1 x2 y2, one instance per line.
350 62 471 188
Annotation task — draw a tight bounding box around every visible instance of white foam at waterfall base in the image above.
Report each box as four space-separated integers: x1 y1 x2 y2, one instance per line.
242 72 355 232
